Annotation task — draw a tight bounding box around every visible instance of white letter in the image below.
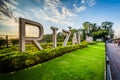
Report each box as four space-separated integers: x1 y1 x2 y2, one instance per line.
62 30 71 46
77 32 81 44
51 26 58 48
19 18 44 52
72 33 78 45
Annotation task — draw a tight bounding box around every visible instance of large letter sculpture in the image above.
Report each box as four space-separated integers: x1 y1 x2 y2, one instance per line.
77 32 81 44
51 26 58 48
62 30 71 46
19 18 44 52
72 33 78 45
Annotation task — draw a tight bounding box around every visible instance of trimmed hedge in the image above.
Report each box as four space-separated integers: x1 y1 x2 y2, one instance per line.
0 44 87 73
0 42 72 54
88 41 96 45
41 42 72 49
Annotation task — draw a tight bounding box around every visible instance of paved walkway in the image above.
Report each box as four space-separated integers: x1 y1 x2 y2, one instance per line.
107 43 120 80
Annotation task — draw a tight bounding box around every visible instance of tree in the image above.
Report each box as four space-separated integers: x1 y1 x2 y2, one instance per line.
83 22 90 32
11 39 19 46
82 21 114 41
92 23 98 31
101 21 113 30
101 21 114 39
91 30 108 41
0 38 7 47
57 32 65 42
40 34 52 43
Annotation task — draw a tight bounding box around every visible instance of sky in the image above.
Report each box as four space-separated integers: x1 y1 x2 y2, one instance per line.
0 0 120 37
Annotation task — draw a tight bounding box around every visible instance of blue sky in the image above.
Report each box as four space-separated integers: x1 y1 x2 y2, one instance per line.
0 0 120 37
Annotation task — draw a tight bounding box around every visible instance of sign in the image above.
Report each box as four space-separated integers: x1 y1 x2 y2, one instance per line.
19 18 81 52
86 36 93 43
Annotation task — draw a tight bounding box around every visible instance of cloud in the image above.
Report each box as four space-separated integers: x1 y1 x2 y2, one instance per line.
73 4 86 13
0 0 95 26
89 0 95 6
0 0 20 23
0 17 19 35
44 0 76 17
88 0 95 6
62 7 76 16
81 0 95 6
73 0 96 13
81 0 85 4
3 0 17 10
113 22 120 35
43 0 76 25
0 0 96 35
10 0 18 5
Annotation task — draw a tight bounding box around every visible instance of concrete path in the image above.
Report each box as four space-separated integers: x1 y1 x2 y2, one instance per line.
107 43 120 80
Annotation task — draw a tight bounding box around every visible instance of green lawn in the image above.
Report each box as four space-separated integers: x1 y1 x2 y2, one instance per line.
0 43 105 80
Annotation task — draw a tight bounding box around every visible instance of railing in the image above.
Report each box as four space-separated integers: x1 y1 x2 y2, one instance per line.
105 42 112 80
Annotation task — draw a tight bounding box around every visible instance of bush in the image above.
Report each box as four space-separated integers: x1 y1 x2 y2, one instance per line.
88 41 96 45
0 47 18 54
0 38 7 47
11 39 19 46
41 42 72 49
0 44 87 73
81 41 87 45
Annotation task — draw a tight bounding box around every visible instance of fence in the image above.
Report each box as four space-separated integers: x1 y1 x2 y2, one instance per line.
105 42 112 80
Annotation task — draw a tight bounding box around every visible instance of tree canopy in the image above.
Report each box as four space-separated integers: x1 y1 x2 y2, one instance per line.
82 21 114 41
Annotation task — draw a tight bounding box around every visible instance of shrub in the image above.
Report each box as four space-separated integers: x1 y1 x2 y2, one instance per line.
88 41 96 45
0 44 87 73
11 39 19 46
41 42 72 49
0 47 18 54
0 38 7 47
81 41 87 45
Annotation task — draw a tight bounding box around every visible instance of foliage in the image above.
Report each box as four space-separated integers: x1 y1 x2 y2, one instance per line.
0 38 7 47
101 21 113 30
91 30 108 41
41 42 72 49
0 42 73 54
0 43 105 80
0 46 18 54
40 34 52 43
88 41 96 45
82 21 114 41
11 39 19 46
57 32 65 42
0 44 87 73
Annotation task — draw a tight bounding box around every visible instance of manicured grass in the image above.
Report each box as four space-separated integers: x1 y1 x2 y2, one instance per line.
0 43 105 80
